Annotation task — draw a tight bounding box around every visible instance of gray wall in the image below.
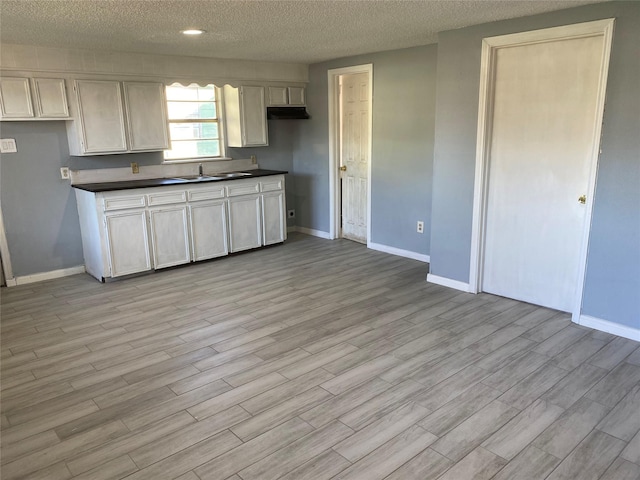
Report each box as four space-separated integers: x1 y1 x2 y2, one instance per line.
429 1 640 328
0 120 295 276
293 45 438 256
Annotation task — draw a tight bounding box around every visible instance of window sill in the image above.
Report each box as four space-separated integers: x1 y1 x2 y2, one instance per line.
162 157 234 164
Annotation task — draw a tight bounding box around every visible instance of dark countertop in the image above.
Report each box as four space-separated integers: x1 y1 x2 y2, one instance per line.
72 169 288 193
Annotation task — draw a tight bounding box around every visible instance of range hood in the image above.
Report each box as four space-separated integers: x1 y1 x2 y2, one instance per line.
266 106 310 120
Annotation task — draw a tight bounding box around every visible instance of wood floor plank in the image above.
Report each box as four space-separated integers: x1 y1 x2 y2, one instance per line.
277 450 352 480
2 233 638 480
383 447 453 480
621 430 640 465
299 377 392 428
481 398 564 460
187 371 287 420
597 385 640 442
430 400 519 462
230 386 333 441
193 417 315 480
490 445 561 480
333 401 429 462
599 457 640 480
545 430 626 480
436 447 508 480
333 425 437 480
66 410 195 475
533 397 610 459
238 420 353 480
129 405 249 468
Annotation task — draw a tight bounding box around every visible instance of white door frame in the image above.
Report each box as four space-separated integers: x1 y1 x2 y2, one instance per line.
328 64 373 242
0 203 16 286
468 19 615 322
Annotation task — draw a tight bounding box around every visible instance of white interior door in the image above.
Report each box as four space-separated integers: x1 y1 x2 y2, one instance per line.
482 33 607 312
340 72 369 243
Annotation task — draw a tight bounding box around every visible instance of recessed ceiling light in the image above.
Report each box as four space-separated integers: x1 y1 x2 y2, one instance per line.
182 29 205 35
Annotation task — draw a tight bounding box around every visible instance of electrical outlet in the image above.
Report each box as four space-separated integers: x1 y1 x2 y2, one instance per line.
60 167 70 179
131 162 139 174
0 138 17 153
287 209 296 218
250 155 257 164
417 221 424 234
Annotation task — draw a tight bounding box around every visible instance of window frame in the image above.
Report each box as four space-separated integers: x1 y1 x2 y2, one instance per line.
162 83 230 164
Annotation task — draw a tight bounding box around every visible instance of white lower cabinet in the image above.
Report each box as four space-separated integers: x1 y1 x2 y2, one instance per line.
262 191 286 245
149 205 191 269
228 195 262 253
189 201 228 261
75 174 286 281
104 210 152 277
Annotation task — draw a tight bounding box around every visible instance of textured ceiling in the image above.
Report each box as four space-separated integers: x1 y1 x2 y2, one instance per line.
0 0 609 64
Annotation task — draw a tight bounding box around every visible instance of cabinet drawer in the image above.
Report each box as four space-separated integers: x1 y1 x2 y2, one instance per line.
260 178 283 192
188 186 226 202
226 180 260 197
147 191 187 206
103 194 146 211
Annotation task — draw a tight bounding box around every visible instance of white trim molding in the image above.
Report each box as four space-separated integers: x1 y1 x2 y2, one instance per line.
9 265 86 287
578 315 640 342
368 242 429 263
0 205 15 285
427 274 472 293
467 19 615 325
327 64 373 241
294 226 332 240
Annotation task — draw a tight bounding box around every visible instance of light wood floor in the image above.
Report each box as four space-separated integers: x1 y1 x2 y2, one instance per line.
1 233 639 480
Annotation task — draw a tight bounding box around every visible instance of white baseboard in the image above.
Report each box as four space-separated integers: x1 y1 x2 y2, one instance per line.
578 314 640 342
287 226 297 233
426 273 472 293
368 242 430 263
294 226 332 240
9 265 86 287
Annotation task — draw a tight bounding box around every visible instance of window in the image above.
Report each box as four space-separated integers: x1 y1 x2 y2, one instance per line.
164 83 225 161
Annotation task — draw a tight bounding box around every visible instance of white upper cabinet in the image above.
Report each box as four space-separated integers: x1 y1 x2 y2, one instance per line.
123 82 170 151
266 86 306 106
287 87 306 106
67 80 169 156
0 77 70 120
224 85 268 147
267 86 288 106
33 78 69 118
0 78 34 118
71 80 128 154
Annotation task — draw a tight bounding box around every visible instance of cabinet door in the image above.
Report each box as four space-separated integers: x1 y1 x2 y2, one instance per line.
0 77 34 118
228 195 262 252
189 200 228 261
123 82 170 151
267 86 288 106
288 87 306 106
75 80 127 153
149 205 191 269
240 86 268 146
262 191 286 245
33 78 69 118
105 210 152 277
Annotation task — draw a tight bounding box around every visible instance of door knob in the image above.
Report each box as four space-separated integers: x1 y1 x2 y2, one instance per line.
340 165 347 171
578 195 586 204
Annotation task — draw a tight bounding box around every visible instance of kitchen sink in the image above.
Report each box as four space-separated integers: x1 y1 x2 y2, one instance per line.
215 172 252 178
169 172 252 182
169 175 218 182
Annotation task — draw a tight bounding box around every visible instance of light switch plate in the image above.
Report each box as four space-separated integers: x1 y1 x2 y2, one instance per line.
0 138 18 153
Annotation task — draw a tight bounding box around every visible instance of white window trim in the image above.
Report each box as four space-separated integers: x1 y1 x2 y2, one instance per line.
162 84 229 164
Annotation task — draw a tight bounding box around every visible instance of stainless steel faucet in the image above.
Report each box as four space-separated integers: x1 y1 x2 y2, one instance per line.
198 163 203 177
